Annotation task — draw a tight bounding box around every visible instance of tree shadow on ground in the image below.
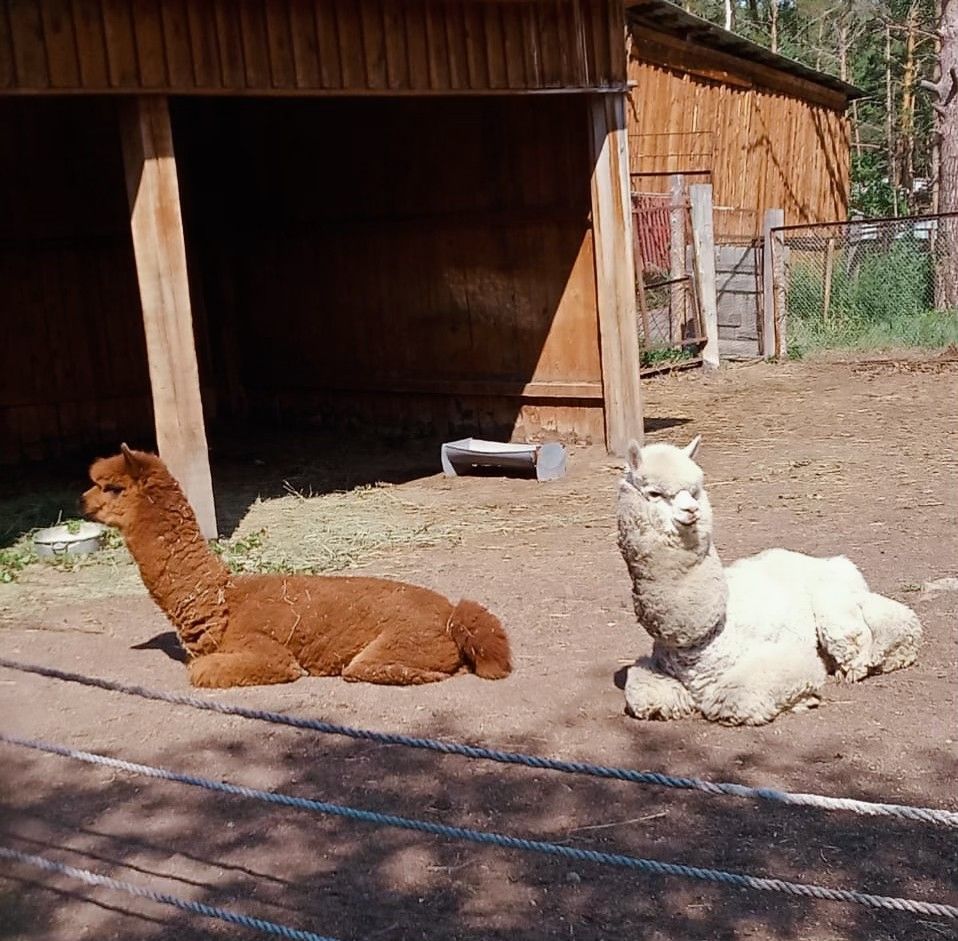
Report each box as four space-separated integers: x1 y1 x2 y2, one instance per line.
1 704 955 941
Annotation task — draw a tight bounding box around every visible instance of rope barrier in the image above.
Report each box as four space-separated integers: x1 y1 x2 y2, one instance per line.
2 657 955 829
3 732 956 920
0 846 343 941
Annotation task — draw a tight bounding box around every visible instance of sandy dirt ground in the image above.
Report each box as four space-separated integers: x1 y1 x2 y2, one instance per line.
0 355 956 941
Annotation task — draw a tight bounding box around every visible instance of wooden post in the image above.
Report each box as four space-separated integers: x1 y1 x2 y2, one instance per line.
669 174 686 344
822 236 836 324
762 208 785 358
589 94 644 455
688 183 719 369
120 96 217 539
773 227 789 359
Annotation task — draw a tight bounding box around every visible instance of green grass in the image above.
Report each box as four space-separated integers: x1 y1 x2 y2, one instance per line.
0 515 125 583
0 541 36 584
209 527 326 576
789 306 958 354
786 240 958 353
641 345 698 368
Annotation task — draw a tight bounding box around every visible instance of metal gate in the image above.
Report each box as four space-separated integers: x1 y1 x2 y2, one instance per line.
631 191 705 372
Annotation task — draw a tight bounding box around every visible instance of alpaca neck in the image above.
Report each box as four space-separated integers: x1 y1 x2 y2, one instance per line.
620 522 729 649
124 481 230 656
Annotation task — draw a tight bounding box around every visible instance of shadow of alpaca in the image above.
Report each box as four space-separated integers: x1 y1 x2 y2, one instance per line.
130 632 188 664
612 664 630 690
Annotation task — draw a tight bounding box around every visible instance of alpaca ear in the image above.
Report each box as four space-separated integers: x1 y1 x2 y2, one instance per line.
120 442 143 478
626 439 643 472
682 435 702 460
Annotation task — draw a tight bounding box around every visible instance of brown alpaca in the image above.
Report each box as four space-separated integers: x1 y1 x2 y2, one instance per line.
82 445 512 689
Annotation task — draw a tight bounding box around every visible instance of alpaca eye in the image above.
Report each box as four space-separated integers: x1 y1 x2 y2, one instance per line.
103 483 124 494
646 489 662 499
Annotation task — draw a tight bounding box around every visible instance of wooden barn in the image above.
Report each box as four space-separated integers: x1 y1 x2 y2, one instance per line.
0 0 643 536
626 0 861 237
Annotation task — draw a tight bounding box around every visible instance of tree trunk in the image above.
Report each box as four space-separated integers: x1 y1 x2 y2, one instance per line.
932 0 943 228
938 0 958 307
838 21 848 82
886 23 899 215
724 0 734 31
769 0 779 53
901 3 919 209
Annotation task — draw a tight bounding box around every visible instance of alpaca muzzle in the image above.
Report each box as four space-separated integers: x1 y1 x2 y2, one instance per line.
80 488 99 520
673 491 700 527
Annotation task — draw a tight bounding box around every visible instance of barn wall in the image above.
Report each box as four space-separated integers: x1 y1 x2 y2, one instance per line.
0 97 157 462
0 93 608 461
626 28 850 235
0 0 625 95
174 95 605 442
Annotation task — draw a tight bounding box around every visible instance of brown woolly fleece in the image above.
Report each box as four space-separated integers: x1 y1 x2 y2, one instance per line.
82 446 512 690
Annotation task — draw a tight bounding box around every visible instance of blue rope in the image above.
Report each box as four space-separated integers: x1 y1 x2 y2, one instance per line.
1 657 955 828
0 845 343 941
3 732 956 919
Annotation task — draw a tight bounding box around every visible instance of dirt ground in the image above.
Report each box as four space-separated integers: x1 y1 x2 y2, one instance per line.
1 355 956 941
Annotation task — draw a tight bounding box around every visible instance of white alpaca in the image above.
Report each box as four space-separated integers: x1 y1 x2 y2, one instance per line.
616 437 923 726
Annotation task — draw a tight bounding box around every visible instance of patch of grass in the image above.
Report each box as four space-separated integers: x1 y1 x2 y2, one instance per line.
641 345 697 368
0 521 126 583
786 240 958 353
211 527 319 575
790 305 958 353
0 541 36 583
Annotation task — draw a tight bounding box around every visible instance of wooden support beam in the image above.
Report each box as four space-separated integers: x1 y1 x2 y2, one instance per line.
589 93 644 455
761 208 786 359
773 229 789 359
669 173 687 344
688 183 719 370
119 95 217 539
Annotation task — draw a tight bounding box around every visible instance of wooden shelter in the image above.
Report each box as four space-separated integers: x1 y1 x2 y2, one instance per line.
0 0 643 536
626 0 861 236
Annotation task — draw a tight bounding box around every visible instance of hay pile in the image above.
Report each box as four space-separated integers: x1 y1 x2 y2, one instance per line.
221 477 613 575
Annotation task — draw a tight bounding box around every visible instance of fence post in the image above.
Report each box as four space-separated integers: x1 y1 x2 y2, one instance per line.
822 236 835 324
762 209 785 358
669 174 686 344
689 183 719 369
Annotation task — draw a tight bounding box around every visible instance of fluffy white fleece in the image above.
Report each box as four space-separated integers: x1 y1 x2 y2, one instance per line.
616 437 923 726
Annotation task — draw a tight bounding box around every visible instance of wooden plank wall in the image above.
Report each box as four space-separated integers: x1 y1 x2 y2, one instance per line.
0 0 625 94
626 28 850 236
0 98 155 463
0 92 606 461
174 95 605 442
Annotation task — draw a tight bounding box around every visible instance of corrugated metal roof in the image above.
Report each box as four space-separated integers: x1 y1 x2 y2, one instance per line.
626 0 865 100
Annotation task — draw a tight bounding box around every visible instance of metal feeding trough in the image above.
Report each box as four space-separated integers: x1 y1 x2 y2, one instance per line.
33 521 107 559
440 438 567 481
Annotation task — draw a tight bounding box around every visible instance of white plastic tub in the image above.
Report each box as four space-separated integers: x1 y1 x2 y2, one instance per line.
440 438 567 481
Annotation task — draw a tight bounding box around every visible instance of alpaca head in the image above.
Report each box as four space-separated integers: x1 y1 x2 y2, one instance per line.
618 436 713 546
82 444 166 531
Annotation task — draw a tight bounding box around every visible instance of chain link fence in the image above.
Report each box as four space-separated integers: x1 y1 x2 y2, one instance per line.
776 213 958 354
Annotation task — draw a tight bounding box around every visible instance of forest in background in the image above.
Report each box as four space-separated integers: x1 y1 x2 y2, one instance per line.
681 0 940 218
